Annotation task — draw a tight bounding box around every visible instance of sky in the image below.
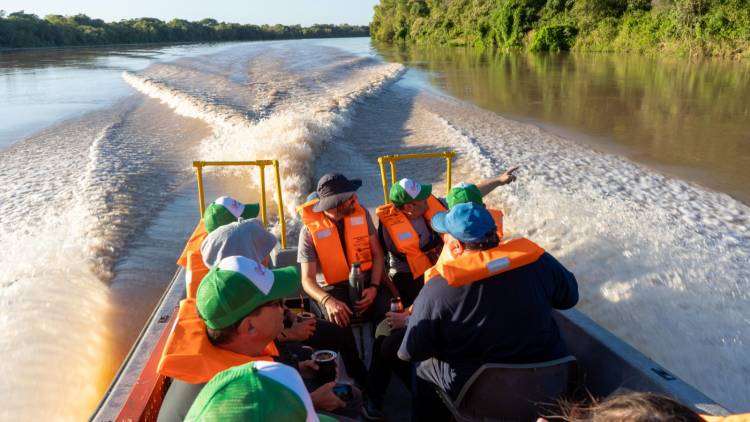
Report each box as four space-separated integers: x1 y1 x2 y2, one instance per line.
1 0 380 26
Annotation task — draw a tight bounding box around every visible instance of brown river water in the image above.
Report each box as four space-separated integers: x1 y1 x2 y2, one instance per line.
1 38 748 419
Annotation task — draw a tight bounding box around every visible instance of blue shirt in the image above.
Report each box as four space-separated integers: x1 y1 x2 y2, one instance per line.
398 252 579 398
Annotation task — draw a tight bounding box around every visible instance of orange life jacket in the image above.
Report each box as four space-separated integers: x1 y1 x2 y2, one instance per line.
157 299 277 384
424 238 545 287
376 195 447 279
434 207 505 267
298 198 373 285
186 250 210 299
176 220 208 267
488 208 504 239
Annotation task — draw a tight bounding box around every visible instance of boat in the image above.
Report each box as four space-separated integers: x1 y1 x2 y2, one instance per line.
90 152 731 421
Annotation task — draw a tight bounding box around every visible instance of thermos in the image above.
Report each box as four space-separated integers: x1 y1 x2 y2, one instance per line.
348 262 365 318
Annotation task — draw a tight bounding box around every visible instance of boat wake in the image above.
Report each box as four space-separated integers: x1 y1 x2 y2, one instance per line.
122 46 404 230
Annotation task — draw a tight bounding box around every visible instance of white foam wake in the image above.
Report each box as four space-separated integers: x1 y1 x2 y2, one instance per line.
428 100 750 410
122 61 404 229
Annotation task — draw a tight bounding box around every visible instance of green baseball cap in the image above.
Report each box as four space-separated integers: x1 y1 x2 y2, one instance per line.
196 256 300 329
389 178 432 207
204 196 261 233
185 361 338 422
447 182 483 209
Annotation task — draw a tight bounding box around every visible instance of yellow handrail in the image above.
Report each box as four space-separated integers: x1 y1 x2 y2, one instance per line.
377 151 455 204
193 160 287 249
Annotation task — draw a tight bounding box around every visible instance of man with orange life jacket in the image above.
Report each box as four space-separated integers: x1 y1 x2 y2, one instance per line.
398 203 578 422
157 256 351 422
201 210 369 388
297 173 385 327
377 168 519 311
362 172 518 419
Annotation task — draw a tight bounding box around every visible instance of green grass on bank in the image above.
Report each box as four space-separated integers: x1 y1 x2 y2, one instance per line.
0 11 369 49
370 0 750 58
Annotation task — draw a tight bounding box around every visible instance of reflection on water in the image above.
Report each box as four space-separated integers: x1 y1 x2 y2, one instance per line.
375 44 750 203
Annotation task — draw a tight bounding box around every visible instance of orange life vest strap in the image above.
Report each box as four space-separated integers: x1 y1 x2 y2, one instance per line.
298 198 373 285
157 299 276 384
423 195 448 222
489 208 504 239
424 238 545 287
176 220 208 267
186 251 210 299
376 198 445 279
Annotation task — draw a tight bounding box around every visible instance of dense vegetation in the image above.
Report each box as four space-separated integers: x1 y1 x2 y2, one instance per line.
371 0 750 57
0 11 369 48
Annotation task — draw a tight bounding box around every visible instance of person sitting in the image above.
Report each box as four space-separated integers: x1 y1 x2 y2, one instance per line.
200 216 368 390
180 196 262 297
297 173 385 327
185 361 339 422
398 203 579 422
363 171 518 419
376 169 519 313
157 256 350 421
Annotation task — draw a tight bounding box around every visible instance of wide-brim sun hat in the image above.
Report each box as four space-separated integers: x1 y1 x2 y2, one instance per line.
312 173 362 212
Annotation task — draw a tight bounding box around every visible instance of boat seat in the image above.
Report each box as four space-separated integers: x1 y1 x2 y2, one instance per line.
435 355 577 422
270 247 299 269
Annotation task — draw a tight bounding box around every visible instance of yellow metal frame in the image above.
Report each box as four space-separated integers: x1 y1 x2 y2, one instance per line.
377 151 455 204
193 160 287 249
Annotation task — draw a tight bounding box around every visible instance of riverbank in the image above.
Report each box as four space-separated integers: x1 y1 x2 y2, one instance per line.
370 0 750 59
0 11 368 49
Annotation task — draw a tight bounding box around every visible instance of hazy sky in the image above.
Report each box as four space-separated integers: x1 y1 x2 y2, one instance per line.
1 0 380 26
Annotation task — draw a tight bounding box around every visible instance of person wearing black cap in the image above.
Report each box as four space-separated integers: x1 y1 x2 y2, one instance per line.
296 173 386 324
398 203 579 421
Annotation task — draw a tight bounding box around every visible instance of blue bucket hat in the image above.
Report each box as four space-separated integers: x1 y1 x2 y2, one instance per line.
431 202 497 242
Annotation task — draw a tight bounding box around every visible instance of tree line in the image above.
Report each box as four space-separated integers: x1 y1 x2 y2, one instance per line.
370 0 750 57
0 11 369 48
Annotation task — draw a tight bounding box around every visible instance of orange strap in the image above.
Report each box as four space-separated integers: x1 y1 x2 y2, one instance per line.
157 299 276 384
376 195 446 279
176 220 208 267
488 208 504 239
424 238 545 287
186 251 210 299
298 198 373 285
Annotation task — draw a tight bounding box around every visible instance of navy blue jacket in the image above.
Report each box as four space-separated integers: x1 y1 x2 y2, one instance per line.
398 251 578 398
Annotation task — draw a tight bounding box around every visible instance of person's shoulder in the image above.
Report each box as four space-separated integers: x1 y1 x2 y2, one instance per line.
420 276 458 299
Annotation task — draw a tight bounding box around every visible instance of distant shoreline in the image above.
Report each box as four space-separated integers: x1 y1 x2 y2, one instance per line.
0 36 371 52
0 11 369 49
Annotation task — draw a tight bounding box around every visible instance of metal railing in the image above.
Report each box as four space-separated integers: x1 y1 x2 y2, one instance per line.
377 151 455 204
193 160 287 249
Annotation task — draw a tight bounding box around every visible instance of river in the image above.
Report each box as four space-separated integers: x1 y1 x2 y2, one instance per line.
0 37 748 419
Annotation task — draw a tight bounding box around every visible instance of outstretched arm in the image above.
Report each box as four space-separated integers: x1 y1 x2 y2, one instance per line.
475 166 520 196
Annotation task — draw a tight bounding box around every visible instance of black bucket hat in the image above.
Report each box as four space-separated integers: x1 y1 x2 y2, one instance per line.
313 173 362 212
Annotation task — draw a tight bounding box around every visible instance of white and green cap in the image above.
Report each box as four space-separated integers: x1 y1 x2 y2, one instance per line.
389 178 432 207
196 256 300 329
185 361 338 422
203 196 260 233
